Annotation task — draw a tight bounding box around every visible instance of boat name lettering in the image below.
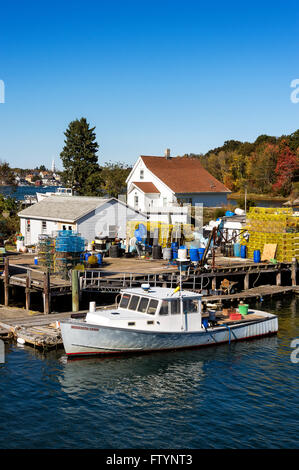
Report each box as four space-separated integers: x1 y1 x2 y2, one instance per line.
71 326 99 331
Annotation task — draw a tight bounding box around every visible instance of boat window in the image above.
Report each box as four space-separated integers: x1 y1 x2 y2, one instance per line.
119 294 131 309
138 297 149 313
183 299 199 313
147 299 159 315
128 295 140 311
170 299 180 315
159 300 169 316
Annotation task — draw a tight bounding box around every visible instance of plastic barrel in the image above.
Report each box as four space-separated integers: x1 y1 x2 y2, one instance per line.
198 248 205 260
178 248 188 260
84 252 91 261
253 249 261 263
152 245 162 259
97 253 103 265
163 247 172 260
240 245 247 259
234 243 241 257
109 245 119 258
189 248 199 262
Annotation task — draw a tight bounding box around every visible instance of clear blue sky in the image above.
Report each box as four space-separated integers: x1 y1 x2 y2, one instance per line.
0 0 299 170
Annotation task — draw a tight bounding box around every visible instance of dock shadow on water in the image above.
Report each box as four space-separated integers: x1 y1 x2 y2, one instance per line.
0 296 298 449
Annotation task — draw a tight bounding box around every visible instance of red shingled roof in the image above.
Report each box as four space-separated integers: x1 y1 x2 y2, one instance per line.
141 156 230 194
132 181 160 193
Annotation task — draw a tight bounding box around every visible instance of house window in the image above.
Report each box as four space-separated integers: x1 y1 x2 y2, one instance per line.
41 221 47 233
140 169 144 179
26 220 30 232
163 197 167 207
68 226 72 231
134 195 139 208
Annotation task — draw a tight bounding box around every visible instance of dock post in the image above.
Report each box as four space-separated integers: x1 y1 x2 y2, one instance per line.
72 269 79 312
43 269 50 314
291 258 297 287
276 268 281 287
244 272 250 290
25 270 31 310
4 257 9 306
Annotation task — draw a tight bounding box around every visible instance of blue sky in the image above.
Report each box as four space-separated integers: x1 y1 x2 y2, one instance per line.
0 0 299 170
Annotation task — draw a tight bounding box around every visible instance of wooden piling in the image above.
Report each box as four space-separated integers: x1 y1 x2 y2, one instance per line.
4 257 9 306
72 269 79 312
291 258 297 287
276 269 281 287
43 269 50 314
25 270 32 310
244 272 250 290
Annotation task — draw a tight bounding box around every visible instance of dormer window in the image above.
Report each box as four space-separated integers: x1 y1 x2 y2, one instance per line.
140 169 144 179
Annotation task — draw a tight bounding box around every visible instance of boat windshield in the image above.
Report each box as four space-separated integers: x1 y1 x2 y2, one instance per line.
119 294 159 315
169 298 199 315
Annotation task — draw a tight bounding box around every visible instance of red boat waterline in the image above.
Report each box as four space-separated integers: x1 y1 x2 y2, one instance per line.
65 330 278 359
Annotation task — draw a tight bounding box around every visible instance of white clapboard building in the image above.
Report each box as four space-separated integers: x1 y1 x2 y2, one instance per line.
126 150 231 223
18 196 147 246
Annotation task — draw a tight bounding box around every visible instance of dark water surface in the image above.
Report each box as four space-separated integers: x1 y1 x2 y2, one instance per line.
0 185 58 200
0 296 298 449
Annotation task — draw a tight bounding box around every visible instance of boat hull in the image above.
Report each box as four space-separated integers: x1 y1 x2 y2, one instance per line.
60 313 278 357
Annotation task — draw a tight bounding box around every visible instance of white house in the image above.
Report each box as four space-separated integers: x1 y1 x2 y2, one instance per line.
126 150 231 222
18 196 147 246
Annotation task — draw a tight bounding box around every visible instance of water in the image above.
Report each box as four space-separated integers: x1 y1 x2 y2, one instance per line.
0 296 298 449
0 185 59 200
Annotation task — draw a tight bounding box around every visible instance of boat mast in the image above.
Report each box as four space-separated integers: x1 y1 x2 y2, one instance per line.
179 260 185 331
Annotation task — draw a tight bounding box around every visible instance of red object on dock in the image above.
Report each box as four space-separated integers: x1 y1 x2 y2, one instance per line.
229 313 242 321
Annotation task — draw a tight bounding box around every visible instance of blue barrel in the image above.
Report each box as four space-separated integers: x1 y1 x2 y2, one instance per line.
84 252 91 261
240 245 247 259
190 248 199 262
234 243 240 257
198 248 205 260
97 253 103 265
171 243 178 259
254 249 261 263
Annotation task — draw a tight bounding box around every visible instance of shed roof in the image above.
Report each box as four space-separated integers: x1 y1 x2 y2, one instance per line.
18 196 110 223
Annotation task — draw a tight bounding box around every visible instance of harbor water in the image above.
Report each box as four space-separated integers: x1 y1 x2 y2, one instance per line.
0 185 58 200
0 295 298 449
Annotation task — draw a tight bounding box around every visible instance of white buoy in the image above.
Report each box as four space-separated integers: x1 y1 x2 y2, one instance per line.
17 337 25 345
89 301 96 312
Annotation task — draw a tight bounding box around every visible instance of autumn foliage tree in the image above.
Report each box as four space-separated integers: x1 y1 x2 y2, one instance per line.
272 140 299 196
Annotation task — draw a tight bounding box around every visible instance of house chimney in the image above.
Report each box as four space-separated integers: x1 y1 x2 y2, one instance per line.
165 148 171 159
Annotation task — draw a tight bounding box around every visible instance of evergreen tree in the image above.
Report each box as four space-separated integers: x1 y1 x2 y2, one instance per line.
60 118 99 195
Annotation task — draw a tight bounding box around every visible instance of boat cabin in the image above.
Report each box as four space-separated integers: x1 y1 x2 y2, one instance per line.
85 287 203 332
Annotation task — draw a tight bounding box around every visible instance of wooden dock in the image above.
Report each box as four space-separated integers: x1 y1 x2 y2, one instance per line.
202 284 296 304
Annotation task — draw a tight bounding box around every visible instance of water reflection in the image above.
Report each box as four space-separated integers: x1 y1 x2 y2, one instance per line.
57 350 206 403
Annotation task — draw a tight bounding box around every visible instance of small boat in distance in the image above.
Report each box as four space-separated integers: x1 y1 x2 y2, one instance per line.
60 284 278 358
36 187 73 202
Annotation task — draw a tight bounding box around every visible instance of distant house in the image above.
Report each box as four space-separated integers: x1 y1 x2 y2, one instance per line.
18 196 147 246
126 150 231 217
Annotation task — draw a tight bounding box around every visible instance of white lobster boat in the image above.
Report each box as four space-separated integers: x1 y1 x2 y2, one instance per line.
60 285 278 358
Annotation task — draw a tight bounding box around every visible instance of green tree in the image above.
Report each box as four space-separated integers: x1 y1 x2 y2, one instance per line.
60 118 99 195
0 161 16 186
99 162 131 198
